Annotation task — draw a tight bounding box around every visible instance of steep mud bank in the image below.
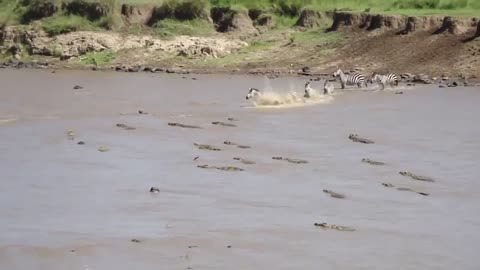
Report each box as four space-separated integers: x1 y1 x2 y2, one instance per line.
328 11 478 39
211 7 259 36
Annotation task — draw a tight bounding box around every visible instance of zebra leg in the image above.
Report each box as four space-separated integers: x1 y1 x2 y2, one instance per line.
341 82 345 89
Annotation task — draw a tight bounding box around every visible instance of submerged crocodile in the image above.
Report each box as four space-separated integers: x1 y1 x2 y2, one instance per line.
197 164 244 171
212 121 237 127
399 171 435 182
194 143 222 151
272 157 309 164
382 183 429 196
348 133 375 144
323 189 346 199
314 223 355 232
233 157 256 165
116 123 136 130
224 141 251 149
361 158 385 166
168 122 202 129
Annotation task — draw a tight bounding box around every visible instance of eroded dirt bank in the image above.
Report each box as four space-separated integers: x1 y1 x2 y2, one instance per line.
1 9 479 78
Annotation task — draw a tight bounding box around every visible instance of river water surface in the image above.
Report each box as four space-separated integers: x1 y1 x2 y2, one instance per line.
0 69 479 270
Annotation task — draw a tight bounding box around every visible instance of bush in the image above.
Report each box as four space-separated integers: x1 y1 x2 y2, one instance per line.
42 15 95 36
20 0 57 23
392 0 440 9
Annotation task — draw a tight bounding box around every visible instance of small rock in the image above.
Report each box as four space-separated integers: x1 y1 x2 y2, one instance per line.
131 239 141 243
77 141 85 145
150 187 160 193
73 85 83 90
439 85 446 88
227 117 239 121
138 110 148 115
193 156 199 161
227 245 232 248
395 91 404 94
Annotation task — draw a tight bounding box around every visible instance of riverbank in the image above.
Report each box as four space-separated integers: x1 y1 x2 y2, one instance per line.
1 0 479 78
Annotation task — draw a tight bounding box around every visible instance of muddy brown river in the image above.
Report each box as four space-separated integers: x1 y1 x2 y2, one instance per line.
1 69 479 270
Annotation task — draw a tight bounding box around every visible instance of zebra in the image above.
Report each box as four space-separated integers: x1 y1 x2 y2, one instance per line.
371 72 399 90
304 82 318 98
333 68 368 89
246 88 261 100
323 79 335 95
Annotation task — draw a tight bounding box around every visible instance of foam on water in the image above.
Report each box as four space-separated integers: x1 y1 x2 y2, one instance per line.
250 91 333 109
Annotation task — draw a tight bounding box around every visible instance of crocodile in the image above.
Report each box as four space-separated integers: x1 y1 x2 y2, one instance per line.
314 223 355 232
348 133 375 144
272 157 309 164
233 157 256 165
212 121 237 127
116 123 136 130
361 158 385 166
168 122 202 129
194 143 222 151
382 183 429 196
399 171 435 182
323 189 346 199
224 141 251 149
197 164 244 171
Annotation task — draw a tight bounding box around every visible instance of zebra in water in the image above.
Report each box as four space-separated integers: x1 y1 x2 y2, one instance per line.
333 68 368 89
323 79 334 94
304 82 317 98
246 88 261 100
370 72 399 90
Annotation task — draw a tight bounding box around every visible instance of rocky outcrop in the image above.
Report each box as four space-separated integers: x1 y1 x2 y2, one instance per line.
121 4 155 25
296 9 324 28
1 26 247 59
211 7 259 36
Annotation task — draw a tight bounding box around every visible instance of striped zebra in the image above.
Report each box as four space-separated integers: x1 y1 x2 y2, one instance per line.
371 72 399 90
333 68 368 89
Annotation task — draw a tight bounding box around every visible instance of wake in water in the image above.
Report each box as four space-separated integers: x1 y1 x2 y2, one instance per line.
245 77 334 109
250 91 333 108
